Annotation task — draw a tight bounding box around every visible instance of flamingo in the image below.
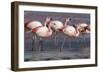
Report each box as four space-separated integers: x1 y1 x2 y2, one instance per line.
32 17 53 38
49 20 64 50
25 20 43 52
60 19 90 52
76 23 90 48
25 17 53 37
62 18 80 37
59 18 80 52
25 17 53 52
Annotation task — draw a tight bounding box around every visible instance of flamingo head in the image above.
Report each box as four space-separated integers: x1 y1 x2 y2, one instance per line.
81 25 90 33
65 18 71 23
77 23 90 33
45 17 52 24
64 18 71 27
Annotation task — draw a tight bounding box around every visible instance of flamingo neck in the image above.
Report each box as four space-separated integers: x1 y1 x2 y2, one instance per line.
45 21 52 32
75 28 80 37
58 22 69 31
44 26 52 37
64 19 69 27
44 21 47 26
47 24 52 32
59 19 69 32
44 18 51 26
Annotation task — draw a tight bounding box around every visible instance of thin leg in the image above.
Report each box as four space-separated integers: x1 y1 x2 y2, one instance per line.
32 36 35 51
32 35 37 51
54 32 57 49
84 35 86 48
69 37 72 49
60 37 66 52
55 32 60 52
39 38 43 52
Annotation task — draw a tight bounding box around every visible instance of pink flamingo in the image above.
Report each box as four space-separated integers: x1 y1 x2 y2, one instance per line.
25 20 43 51
62 18 80 37
25 17 52 37
60 19 90 52
50 20 64 50
59 18 80 52
32 17 52 38
77 23 90 48
25 17 53 52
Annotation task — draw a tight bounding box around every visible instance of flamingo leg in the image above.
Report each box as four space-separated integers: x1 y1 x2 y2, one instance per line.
32 36 35 51
32 34 37 51
39 37 43 52
83 35 86 48
54 31 57 50
60 37 66 52
32 35 38 61
69 37 72 50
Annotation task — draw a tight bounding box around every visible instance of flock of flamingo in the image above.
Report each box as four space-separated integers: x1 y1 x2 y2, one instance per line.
25 17 90 52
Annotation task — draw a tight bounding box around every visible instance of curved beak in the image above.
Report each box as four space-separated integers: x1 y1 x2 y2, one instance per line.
85 26 90 31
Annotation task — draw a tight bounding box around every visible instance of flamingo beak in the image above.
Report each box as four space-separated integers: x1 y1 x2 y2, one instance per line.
86 26 90 31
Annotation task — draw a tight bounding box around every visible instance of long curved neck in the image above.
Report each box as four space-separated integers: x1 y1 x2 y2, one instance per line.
75 28 80 37
44 20 47 26
44 17 52 32
47 23 52 32
72 24 80 37
44 17 51 26
64 18 70 27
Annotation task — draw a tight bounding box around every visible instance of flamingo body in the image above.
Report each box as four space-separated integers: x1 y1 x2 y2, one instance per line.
50 21 63 31
61 18 79 37
63 26 79 37
78 23 88 27
27 21 42 29
25 17 53 37
35 26 52 37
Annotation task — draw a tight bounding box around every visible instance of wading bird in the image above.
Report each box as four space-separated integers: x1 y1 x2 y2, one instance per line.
25 17 53 52
50 20 64 50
